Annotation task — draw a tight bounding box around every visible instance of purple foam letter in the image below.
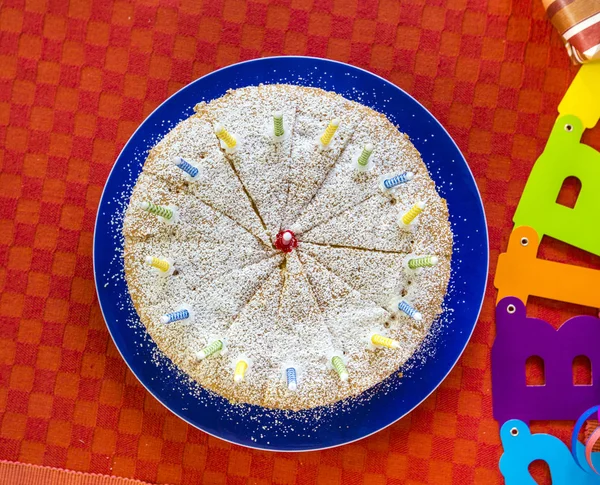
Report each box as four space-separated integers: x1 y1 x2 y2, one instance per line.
493 297 600 424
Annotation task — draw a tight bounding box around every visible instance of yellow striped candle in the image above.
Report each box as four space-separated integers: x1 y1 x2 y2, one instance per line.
234 359 248 383
401 201 425 226
320 119 340 146
145 256 171 273
214 123 237 149
371 334 400 349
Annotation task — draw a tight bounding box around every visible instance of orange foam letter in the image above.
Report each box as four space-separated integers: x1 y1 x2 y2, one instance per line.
494 226 600 307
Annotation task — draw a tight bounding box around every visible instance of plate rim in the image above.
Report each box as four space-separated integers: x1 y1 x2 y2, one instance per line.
93 55 489 452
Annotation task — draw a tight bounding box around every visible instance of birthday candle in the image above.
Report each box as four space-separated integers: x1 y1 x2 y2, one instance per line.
172 156 199 178
331 355 349 381
397 300 422 321
381 171 414 190
160 308 190 324
234 359 249 383
197 340 223 360
285 366 298 391
371 334 400 349
139 202 175 221
273 111 284 137
401 201 425 226
214 123 237 149
145 256 171 273
320 119 340 146
408 255 439 270
357 144 374 167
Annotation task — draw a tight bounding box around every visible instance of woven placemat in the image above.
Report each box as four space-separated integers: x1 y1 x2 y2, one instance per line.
0 461 160 485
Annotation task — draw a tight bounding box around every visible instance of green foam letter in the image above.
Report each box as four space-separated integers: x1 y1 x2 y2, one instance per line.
513 114 600 255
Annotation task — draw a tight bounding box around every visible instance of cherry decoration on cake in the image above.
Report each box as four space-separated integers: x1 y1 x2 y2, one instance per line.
274 229 298 252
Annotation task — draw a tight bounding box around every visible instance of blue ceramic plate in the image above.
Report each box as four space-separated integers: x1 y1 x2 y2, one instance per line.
93 56 488 451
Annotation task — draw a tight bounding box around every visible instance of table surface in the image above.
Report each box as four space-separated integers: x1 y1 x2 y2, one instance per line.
1 0 598 484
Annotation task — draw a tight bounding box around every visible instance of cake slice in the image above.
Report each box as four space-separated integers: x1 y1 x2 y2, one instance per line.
142 110 271 246
123 172 274 250
302 177 452 256
261 252 340 409
216 268 285 406
299 241 409 308
298 253 390 355
300 241 450 326
189 254 284 340
302 193 413 252
123 237 275 308
282 87 359 228
292 104 423 234
202 85 298 239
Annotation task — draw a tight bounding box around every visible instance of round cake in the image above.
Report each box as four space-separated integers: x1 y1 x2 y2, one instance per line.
123 84 453 410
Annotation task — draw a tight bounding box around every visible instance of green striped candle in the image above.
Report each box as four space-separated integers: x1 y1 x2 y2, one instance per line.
273 111 284 137
139 202 174 221
331 355 348 382
408 255 439 269
197 340 224 360
357 143 373 167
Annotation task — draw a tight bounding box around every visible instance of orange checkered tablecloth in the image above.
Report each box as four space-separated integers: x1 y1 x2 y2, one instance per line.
1 0 598 484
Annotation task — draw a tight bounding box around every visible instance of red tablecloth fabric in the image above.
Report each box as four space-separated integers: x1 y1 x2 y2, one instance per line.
1 0 598 483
